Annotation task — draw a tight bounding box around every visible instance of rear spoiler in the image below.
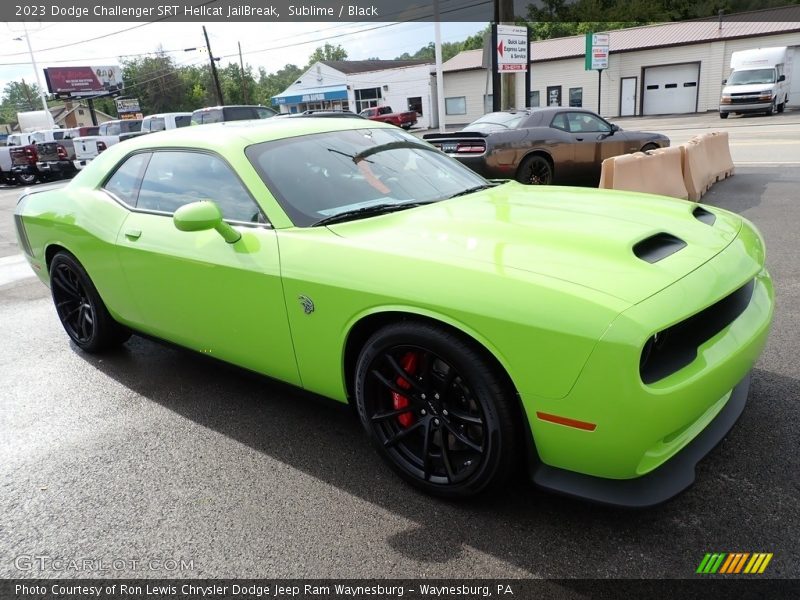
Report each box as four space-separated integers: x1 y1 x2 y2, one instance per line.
423 131 487 140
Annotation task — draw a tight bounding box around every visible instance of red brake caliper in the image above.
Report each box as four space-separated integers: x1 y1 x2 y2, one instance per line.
392 352 418 428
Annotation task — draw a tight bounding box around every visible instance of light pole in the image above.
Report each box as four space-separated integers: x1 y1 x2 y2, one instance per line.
14 22 55 127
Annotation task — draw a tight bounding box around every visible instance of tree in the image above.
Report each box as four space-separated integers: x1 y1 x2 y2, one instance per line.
120 52 189 114
307 43 348 64
0 80 45 124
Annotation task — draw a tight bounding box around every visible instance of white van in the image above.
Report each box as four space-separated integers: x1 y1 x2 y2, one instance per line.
719 47 791 118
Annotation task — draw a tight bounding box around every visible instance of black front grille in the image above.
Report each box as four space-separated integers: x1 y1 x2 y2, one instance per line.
640 279 755 384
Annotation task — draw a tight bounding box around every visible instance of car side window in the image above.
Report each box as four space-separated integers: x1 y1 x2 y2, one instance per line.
551 113 568 131
136 151 265 223
567 113 611 133
102 153 150 206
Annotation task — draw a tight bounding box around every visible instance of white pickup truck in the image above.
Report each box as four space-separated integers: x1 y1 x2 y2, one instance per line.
140 112 192 132
73 119 144 170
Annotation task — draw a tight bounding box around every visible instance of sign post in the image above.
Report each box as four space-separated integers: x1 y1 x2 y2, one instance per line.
585 33 609 114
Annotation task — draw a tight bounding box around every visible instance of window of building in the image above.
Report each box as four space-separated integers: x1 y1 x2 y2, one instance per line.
137 151 264 223
546 86 562 107
569 87 583 107
445 97 467 115
528 91 540 107
407 96 423 115
484 94 493 113
355 87 382 113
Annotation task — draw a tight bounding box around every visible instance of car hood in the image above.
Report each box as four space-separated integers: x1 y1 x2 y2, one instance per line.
722 83 776 94
327 183 742 305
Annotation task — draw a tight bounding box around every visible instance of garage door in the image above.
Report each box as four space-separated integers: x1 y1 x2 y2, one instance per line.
642 63 700 115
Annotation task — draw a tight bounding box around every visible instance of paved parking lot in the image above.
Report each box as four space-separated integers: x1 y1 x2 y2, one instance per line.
0 113 798 581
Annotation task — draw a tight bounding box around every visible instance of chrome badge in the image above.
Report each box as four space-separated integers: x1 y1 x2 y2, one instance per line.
298 295 315 315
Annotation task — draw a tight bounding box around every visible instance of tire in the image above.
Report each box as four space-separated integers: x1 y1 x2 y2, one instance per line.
719 112 729 119
14 172 37 185
778 100 785 114
354 321 519 498
516 154 553 185
50 251 131 353
766 100 775 116
640 143 659 153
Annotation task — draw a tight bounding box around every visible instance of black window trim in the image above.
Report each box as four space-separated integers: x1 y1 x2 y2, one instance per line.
99 147 273 229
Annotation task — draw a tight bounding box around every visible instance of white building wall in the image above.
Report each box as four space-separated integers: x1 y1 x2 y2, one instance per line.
441 70 528 126
442 31 800 123
346 65 435 129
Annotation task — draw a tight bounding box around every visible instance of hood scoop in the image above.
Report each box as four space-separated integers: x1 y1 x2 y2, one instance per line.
693 206 716 225
633 233 687 264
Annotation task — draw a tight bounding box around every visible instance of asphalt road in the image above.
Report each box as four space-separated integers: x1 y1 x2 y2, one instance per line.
0 119 798 581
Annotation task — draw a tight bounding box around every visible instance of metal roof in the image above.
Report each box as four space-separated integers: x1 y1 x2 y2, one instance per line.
320 59 432 74
443 6 800 72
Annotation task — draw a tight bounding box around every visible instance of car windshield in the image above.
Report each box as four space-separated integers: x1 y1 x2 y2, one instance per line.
246 128 488 227
728 68 776 85
466 112 527 129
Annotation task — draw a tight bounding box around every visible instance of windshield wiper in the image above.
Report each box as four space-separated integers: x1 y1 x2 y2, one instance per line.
312 201 432 227
446 184 496 199
352 141 440 163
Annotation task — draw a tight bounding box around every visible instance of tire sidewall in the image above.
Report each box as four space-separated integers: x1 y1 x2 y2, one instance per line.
516 155 552 185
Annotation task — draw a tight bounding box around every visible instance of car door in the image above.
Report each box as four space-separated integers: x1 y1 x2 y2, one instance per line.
110 149 301 385
565 112 630 185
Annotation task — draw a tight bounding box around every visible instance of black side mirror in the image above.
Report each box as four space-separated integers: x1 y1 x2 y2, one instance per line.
722 79 727 85
778 75 786 82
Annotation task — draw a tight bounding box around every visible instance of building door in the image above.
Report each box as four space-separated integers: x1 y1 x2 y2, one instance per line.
620 77 637 116
547 85 562 107
642 63 699 115
788 46 800 106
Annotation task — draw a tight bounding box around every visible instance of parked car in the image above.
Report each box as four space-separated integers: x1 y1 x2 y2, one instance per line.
359 106 418 129
35 126 99 180
424 108 669 186
73 119 143 170
15 119 773 506
141 112 192 132
190 105 277 125
10 129 68 185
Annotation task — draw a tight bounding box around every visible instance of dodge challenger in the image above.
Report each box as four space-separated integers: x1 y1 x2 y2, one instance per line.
14 118 773 506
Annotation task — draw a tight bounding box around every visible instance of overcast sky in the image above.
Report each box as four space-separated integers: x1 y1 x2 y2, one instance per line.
0 21 485 100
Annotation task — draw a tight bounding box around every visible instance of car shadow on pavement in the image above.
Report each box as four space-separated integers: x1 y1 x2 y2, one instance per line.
75 336 799 578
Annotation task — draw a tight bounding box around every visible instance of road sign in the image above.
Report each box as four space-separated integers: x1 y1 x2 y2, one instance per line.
585 33 609 71
497 24 528 73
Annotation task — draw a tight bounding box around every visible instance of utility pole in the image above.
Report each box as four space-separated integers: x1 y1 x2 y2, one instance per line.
19 22 55 127
238 42 248 104
433 0 446 132
203 26 224 106
499 0 515 109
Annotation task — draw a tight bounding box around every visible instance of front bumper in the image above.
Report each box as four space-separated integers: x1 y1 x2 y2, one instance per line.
719 102 772 114
523 216 773 505
532 372 750 507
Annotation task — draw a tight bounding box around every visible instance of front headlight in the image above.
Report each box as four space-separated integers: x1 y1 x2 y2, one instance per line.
720 96 732 104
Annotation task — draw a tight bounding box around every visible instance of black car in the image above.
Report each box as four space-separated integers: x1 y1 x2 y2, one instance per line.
424 108 669 186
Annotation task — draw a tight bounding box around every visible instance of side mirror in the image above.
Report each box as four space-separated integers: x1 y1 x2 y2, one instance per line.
173 200 241 244
610 124 620 133
778 74 786 82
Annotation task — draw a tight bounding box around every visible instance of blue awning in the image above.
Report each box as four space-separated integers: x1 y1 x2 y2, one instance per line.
272 85 348 106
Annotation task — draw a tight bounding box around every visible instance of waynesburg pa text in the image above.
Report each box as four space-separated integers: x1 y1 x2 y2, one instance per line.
37 3 380 18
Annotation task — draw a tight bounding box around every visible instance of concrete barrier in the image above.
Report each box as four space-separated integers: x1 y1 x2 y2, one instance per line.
599 148 688 200
700 131 735 181
682 138 714 201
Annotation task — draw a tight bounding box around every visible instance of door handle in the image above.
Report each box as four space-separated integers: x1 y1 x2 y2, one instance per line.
575 137 584 141
124 228 142 240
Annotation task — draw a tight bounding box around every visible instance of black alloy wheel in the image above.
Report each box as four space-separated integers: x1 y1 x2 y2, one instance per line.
355 322 518 498
50 252 130 353
516 155 553 185
15 172 37 185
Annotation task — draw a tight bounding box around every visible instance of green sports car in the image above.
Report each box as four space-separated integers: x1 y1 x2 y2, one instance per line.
14 118 773 506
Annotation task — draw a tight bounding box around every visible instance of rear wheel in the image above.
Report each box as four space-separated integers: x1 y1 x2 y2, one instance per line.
355 322 519 498
50 251 131 353
14 172 37 185
516 154 553 185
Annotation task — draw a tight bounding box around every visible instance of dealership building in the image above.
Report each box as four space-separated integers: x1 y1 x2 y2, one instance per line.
441 7 800 126
272 60 436 128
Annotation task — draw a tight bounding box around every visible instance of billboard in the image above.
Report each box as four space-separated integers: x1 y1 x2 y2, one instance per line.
44 66 122 97
116 98 143 120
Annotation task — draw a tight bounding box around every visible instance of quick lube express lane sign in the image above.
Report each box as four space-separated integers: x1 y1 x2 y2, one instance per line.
585 33 609 70
497 25 528 72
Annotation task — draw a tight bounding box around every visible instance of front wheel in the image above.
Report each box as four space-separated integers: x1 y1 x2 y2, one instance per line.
719 112 729 119
516 154 553 185
777 100 785 114
355 322 519 498
50 251 131 353
766 100 776 116
640 143 659 153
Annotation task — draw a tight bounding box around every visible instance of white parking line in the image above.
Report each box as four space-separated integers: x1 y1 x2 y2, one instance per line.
0 254 36 287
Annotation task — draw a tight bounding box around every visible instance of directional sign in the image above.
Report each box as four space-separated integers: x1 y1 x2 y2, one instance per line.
585 33 610 70
497 24 528 73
